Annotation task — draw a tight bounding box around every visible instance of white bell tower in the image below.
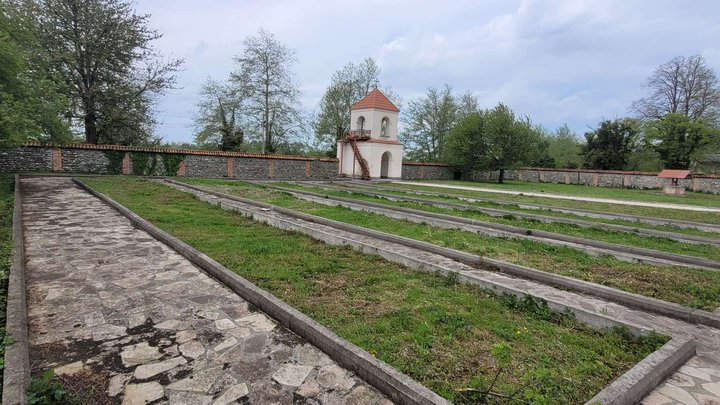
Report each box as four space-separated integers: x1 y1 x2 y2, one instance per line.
337 88 404 179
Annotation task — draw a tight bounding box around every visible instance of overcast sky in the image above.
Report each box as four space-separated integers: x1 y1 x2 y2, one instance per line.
136 0 720 144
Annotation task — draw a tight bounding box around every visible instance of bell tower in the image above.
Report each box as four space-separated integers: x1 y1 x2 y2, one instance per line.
337 88 404 179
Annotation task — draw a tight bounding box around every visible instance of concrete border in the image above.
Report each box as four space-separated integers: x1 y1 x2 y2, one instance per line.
72 178 449 405
154 179 705 404
343 181 720 233
283 181 720 246
77 177 704 405
260 184 720 270
585 337 696 405
164 178 720 329
2 174 30 405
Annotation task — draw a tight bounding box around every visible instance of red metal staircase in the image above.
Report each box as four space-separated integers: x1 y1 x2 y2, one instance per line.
343 130 371 180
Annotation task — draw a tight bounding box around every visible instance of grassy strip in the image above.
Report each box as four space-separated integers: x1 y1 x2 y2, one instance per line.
180 178 720 310
273 182 720 262
0 175 14 397
329 182 720 239
379 182 720 225
85 177 665 404
422 179 720 208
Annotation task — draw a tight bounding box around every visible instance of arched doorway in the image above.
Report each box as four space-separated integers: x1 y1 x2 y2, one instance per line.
380 152 391 179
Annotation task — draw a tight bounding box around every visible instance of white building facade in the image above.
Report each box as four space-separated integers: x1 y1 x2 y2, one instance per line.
337 88 404 179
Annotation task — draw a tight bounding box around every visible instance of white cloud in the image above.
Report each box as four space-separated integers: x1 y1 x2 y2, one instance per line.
135 0 720 142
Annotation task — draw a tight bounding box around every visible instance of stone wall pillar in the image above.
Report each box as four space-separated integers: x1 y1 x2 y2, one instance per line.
178 159 186 177
592 174 599 187
623 175 629 188
268 160 275 178
305 161 311 178
51 149 62 172
227 158 234 178
122 152 131 175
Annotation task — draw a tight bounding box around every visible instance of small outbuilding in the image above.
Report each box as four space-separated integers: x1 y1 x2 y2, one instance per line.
658 169 691 195
337 88 404 180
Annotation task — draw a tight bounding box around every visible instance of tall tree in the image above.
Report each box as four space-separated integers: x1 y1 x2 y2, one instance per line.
314 57 395 152
646 113 720 169
444 103 539 183
546 124 582 169
193 78 245 151
0 1 71 145
401 85 458 162
401 86 479 162
18 0 182 145
232 28 301 154
631 55 720 126
582 119 639 170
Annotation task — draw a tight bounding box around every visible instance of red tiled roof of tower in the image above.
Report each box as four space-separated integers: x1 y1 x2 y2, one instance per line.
351 88 400 112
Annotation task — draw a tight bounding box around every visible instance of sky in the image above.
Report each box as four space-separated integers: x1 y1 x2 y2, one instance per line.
135 0 720 144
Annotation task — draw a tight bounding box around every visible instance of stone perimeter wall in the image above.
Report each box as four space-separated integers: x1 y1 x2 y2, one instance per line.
466 168 720 194
4 146 719 193
401 163 455 180
0 145 339 180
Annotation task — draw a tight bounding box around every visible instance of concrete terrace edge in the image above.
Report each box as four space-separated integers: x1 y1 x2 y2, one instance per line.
283 180 720 247
263 184 720 270
2 174 30 405
179 179 720 330
159 179 700 404
585 337 696 405
72 178 449 405
344 181 720 233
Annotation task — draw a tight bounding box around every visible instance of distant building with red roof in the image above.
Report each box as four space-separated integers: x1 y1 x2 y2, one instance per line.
337 88 404 179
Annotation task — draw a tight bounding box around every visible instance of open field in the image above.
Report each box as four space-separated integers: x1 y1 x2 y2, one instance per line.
177 178 720 310
83 176 664 404
376 182 720 225
0 175 13 396
273 182 720 261
422 179 720 208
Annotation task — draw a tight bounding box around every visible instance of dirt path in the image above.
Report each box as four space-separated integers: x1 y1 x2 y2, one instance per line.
395 181 720 213
21 177 388 404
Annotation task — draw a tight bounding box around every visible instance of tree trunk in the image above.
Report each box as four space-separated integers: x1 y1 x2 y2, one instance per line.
84 111 98 144
498 169 505 184
264 79 270 154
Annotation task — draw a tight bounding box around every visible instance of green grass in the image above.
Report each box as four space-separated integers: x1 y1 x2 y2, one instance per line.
180 178 720 311
84 176 665 404
377 182 720 225
0 175 14 397
326 181 720 239
274 182 720 262
422 179 720 208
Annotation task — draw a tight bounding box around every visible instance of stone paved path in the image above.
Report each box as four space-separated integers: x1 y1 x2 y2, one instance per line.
164 179 720 405
394 181 720 213
21 177 390 405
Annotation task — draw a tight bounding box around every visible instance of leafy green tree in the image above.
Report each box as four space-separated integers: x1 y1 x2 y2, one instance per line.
646 113 720 169
625 144 663 172
528 126 555 168
443 112 487 172
546 124 582 168
193 78 245 151
17 0 182 144
232 28 301 154
0 3 71 145
582 119 639 170
402 85 458 162
444 103 539 183
401 86 479 162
